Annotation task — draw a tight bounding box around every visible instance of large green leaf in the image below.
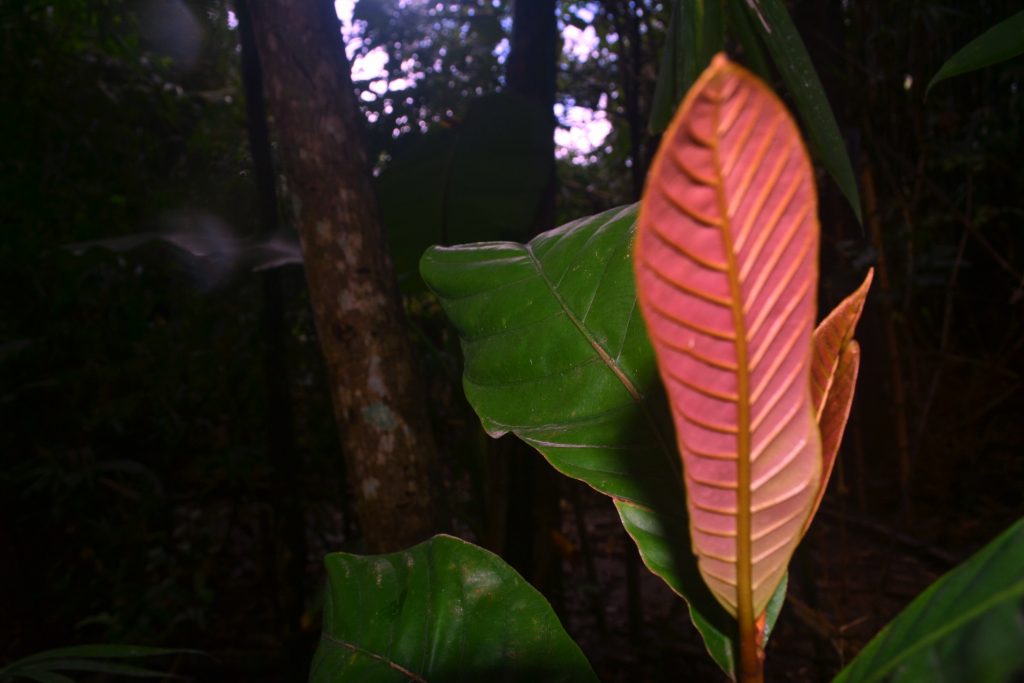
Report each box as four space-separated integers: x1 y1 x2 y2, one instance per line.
308 535 596 683
739 0 862 225
420 205 786 678
927 11 1024 95
834 516 1024 683
377 93 551 290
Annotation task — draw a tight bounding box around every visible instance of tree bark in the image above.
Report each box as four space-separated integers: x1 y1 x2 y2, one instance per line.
501 0 562 604
247 0 443 553
507 0 557 230
606 0 648 200
235 0 307 666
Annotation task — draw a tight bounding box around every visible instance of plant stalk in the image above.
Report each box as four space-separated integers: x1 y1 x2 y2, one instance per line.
738 621 764 683
861 162 912 516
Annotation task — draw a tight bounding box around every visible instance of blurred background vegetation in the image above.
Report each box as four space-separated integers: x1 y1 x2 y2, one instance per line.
1 0 1021 680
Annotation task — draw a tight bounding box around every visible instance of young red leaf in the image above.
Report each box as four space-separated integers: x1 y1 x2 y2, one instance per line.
805 270 873 532
634 54 821 681
811 269 874 417
813 341 859 509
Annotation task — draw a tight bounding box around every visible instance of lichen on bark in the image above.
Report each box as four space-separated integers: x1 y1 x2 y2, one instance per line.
248 0 444 552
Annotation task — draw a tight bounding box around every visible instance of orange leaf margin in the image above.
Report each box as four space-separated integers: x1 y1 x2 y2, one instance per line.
804 269 874 532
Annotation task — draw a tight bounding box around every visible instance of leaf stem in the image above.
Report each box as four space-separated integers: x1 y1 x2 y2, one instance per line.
742 615 768 683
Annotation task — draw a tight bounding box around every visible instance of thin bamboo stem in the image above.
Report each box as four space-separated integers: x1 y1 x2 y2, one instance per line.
861 163 913 516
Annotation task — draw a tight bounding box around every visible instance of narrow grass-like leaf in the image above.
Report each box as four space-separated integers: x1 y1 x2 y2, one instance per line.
650 0 688 134
19 661 170 678
4 673 75 683
834 516 1024 683
726 0 772 83
927 11 1024 95
309 535 596 683
650 0 725 134
6 647 193 668
0 645 194 683
699 0 725 69
635 55 821 680
740 0 862 224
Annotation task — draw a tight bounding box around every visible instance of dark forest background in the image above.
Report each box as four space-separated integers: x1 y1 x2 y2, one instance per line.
1 0 1022 681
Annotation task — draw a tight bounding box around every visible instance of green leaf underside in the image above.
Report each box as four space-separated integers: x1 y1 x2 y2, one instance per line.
5 673 76 683
929 10 1024 94
834 516 1024 683
927 11 1024 94
309 535 596 683
0 645 193 682
649 0 725 135
740 0 862 224
5 647 191 668
727 1 773 84
421 205 786 678
649 0 687 134
14 661 169 678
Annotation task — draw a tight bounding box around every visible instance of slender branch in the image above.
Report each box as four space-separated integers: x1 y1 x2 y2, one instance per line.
861 162 913 516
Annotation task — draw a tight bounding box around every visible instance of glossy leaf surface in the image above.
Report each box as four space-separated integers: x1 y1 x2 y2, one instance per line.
834 516 1024 683
927 11 1024 94
637 55 821 624
740 0 862 224
421 204 786 678
309 535 596 683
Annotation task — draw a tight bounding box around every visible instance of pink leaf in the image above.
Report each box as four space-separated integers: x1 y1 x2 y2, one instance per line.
805 269 873 531
634 52 821 646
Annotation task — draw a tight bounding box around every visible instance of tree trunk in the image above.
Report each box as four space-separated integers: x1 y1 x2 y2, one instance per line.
247 0 443 553
606 0 648 200
235 0 307 669
501 0 562 604
507 0 557 229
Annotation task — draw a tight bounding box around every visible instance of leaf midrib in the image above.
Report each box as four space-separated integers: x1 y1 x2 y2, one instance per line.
320 633 428 683
522 241 678 474
706 66 758 662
